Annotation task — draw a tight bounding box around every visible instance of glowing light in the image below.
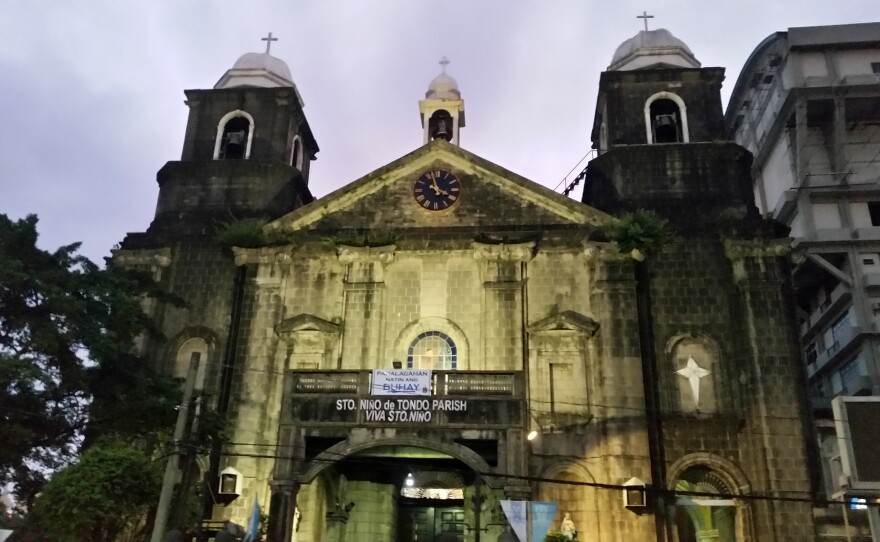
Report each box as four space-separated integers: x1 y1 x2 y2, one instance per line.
527 430 538 441
405 472 415 487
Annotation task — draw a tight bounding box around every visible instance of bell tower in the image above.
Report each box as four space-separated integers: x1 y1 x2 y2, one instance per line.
151 34 318 230
419 57 465 146
583 27 753 228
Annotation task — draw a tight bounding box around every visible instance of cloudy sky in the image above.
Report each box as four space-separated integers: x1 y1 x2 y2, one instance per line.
0 1 877 262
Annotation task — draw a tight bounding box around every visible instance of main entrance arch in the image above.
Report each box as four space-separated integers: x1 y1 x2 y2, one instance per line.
295 438 503 542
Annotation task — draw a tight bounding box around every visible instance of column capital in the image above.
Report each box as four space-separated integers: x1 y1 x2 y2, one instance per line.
337 244 396 264
723 239 790 261
472 241 535 262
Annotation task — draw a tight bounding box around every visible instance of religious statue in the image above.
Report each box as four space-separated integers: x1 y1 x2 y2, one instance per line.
561 512 577 540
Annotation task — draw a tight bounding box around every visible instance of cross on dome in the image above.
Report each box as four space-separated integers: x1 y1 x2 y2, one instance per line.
636 11 654 31
262 32 278 54
439 56 450 74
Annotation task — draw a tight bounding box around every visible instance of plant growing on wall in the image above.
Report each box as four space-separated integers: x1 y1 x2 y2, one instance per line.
216 218 297 248
324 228 400 248
606 209 671 261
544 532 571 542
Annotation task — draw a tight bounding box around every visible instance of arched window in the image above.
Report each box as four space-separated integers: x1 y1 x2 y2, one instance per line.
213 110 255 160
674 467 737 542
407 331 457 370
644 92 690 144
429 110 453 142
175 338 208 389
289 135 304 170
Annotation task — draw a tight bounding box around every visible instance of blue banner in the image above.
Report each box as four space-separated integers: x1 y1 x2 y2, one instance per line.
530 501 557 542
500 500 528 542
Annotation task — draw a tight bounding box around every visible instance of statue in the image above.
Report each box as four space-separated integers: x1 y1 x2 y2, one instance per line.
561 512 577 540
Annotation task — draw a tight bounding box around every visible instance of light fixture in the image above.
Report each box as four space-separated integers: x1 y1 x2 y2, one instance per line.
527 430 539 441
623 477 648 513
405 472 415 487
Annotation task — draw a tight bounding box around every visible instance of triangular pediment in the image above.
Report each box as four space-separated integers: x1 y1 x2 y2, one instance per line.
268 139 612 234
276 314 340 335
527 311 600 335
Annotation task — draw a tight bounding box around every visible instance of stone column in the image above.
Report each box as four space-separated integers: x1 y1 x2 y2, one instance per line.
337 245 395 369
267 480 299 542
472 242 534 371
324 506 354 542
725 239 814 541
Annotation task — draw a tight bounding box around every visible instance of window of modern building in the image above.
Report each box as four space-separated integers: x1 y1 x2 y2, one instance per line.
868 201 880 226
407 331 457 370
839 355 866 395
806 342 818 367
871 62 880 75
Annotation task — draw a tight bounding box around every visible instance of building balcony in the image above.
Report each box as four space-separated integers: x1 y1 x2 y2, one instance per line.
841 374 874 396
800 281 852 339
283 370 525 430
863 272 880 290
855 228 880 242
808 324 867 378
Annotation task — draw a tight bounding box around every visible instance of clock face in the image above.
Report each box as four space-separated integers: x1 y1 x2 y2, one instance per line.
413 169 461 211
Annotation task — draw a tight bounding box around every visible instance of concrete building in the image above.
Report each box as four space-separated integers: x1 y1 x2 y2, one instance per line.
726 22 880 538
118 31 817 542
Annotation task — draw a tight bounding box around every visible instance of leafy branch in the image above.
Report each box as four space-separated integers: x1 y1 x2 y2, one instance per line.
606 210 671 261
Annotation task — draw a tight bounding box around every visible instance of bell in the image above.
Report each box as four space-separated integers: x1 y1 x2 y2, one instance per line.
226 130 245 148
655 114 675 128
433 119 451 141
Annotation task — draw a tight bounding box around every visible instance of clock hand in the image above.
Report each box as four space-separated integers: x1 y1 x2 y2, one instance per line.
429 173 444 196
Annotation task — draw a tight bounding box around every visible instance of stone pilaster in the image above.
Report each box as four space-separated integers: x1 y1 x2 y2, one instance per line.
724 239 814 541
338 245 394 369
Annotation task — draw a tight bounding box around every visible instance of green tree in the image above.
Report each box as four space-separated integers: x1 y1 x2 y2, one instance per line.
0 213 179 506
11 440 161 542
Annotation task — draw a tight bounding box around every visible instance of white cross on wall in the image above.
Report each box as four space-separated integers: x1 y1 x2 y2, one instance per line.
676 357 710 407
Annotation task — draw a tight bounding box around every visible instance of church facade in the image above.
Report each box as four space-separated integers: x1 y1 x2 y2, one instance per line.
116 30 817 542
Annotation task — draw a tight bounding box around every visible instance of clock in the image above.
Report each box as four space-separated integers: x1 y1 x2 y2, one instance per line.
413 169 461 211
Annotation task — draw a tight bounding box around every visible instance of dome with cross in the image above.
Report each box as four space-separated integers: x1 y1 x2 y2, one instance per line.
214 33 296 90
609 28 700 71
426 57 461 100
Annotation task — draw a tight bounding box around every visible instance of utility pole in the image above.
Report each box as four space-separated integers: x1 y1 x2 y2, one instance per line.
150 352 201 542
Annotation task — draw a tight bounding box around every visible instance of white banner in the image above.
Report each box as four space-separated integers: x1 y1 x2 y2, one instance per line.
371 369 432 396
500 500 528 542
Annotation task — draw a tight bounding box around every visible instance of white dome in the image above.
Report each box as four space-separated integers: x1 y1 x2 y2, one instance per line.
426 73 461 100
609 28 700 71
214 52 295 90
232 52 293 81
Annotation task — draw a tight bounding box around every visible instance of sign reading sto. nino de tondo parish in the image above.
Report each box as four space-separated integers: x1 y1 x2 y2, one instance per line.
332 369 467 423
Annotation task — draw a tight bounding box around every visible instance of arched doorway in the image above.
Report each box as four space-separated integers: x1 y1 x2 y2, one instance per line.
536 463 599 540
298 440 498 542
673 467 737 542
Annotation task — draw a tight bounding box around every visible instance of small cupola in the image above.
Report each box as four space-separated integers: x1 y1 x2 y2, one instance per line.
419 57 466 146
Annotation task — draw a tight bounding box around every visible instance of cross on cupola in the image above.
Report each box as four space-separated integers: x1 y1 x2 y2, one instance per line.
261 32 278 54
636 11 654 31
439 56 450 73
